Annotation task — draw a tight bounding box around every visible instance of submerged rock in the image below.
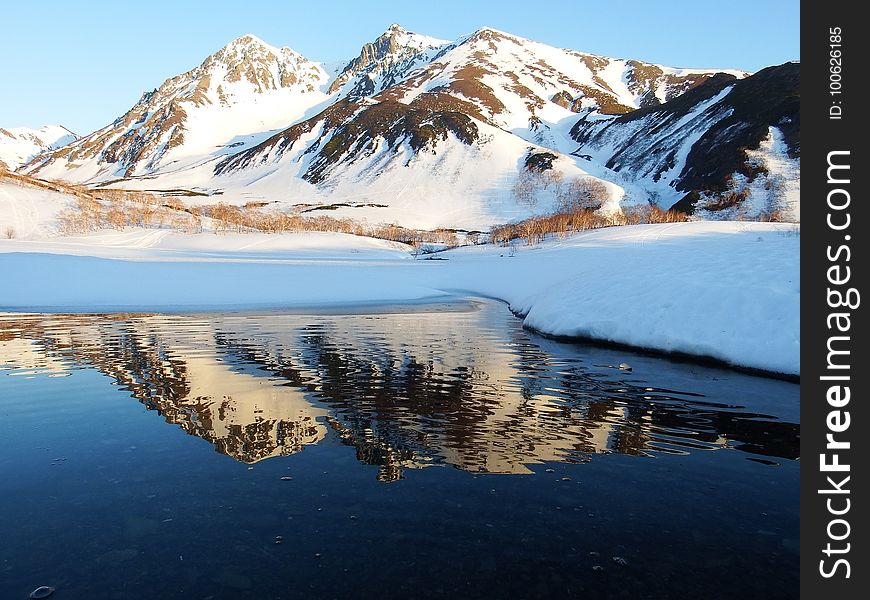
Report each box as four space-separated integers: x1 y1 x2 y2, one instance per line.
29 587 55 599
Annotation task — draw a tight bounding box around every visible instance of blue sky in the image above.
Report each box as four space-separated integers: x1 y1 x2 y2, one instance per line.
2 0 799 135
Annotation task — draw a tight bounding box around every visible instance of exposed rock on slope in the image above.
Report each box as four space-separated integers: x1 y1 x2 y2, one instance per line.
209 26 754 227
29 35 332 180
569 62 799 218
20 25 797 226
0 125 77 171
327 23 448 99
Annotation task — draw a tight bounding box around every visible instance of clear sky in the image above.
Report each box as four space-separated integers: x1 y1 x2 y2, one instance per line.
2 0 799 135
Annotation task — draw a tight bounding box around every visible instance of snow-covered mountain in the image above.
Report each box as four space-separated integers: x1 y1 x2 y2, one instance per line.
210 26 754 227
29 34 334 181
22 24 798 227
376 27 743 131
0 125 77 171
327 23 449 99
569 62 799 219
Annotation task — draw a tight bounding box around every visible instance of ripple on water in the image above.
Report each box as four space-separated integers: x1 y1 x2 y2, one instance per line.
0 303 799 599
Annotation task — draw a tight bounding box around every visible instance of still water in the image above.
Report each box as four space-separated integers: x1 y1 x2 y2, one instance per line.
0 301 798 599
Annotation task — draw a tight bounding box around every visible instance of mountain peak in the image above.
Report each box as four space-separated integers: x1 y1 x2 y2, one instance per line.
212 33 299 62
0 124 78 171
327 25 447 97
196 33 321 92
231 33 267 46
462 26 525 45
25 24 791 225
37 124 77 139
376 23 447 48
26 32 330 178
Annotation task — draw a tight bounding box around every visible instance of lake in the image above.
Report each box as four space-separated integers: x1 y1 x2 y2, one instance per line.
0 300 799 599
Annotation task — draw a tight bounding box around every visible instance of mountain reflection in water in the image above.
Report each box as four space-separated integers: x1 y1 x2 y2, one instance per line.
0 302 799 479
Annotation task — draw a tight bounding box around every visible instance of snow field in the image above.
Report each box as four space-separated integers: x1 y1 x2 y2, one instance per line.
0 221 799 375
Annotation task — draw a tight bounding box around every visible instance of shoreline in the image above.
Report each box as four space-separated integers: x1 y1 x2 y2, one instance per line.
0 222 800 378
519 317 801 383
2 293 799 382
0 294 473 316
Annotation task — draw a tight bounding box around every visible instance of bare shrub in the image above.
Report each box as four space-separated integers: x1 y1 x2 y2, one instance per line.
540 169 564 189
46 183 468 248
703 189 749 212
411 242 443 258
489 201 690 246
183 208 203 234
623 204 650 225
512 167 569 210
208 202 239 234
512 170 539 208
648 206 690 223
757 209 788 223
520 218 541 245
490 222 518 246
4 226 15 239
57 197 104 234
555 177 609 213
105 198 127 230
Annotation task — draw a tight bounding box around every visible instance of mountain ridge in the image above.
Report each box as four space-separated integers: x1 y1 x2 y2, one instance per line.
0 125 77 171
17 24 797 228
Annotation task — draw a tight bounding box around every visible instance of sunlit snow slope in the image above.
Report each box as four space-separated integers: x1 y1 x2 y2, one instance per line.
22 25 797 228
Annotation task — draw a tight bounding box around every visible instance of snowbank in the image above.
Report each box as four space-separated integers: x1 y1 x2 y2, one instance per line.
0 222 800 375
0 179 76 239
1 229 413 261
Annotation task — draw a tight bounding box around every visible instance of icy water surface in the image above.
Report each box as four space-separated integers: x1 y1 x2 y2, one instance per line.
0 301 798 599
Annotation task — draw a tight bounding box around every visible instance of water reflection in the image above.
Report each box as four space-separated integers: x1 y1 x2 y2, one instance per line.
0 303 799 479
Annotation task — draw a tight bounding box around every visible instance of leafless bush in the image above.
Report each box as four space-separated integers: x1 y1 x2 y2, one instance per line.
54 187 199 233
512 168 571 209
57 196 105 234
540 169 564 189
512 170 539 208
3 226 15 239
106 198 127 230
490 202 690 246
555 177 609 213
756 209 789 223
50 186 468 248
172 211 203 234
703 189 750 212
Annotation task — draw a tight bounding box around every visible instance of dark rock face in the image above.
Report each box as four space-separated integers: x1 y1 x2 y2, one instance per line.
677 62 799 195
216 27 749 188
524 151 558 172
23 25 797 223
327 24 443 98
217 99 478 183
569 62 799 210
